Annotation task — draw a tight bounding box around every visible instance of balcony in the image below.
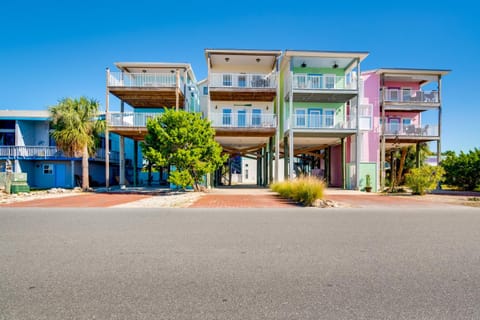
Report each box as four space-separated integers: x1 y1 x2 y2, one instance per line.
0 146 120 163
383 89 439 110
209 72 277 101
107 72 186 108
107 112 162 140
286 74 358 103
210 112 276 137
290 114 356 131
383 123 439 142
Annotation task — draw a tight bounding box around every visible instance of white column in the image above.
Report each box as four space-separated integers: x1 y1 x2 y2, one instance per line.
355 58 361 190
289 71 294 179
105 68 110 189
275 58 280 182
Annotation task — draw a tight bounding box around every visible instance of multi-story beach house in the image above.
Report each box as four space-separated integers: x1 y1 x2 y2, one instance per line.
361 68 449 190
105 62 199 187
279 50 369 189
201 49 282 186
0 110 127 189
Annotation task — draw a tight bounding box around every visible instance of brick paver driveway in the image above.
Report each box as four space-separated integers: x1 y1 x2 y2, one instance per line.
0 193 150 208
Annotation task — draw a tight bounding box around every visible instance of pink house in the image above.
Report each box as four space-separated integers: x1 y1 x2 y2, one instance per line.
361 68 450 190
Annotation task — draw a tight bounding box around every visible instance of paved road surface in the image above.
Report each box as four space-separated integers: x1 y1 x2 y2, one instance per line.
1 207 479 319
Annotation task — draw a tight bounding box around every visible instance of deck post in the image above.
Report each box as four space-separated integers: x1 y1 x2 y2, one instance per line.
105 68 110 189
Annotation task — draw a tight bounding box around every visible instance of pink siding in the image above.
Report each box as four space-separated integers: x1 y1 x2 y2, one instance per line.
384 81 421 90
330 145 342 187
361 72 381 162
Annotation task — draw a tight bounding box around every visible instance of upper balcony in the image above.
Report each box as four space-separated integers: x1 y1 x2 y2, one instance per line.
285 73 358 103
0 146 120 163
382 88 440 110
208 72 277 101
107 71 186 108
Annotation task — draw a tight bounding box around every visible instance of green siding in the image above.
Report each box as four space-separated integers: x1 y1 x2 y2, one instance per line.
293 67 345 77
358 162 377 192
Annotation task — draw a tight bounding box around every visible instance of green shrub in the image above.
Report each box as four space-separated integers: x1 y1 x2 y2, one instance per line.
168 170 194 190
405 165 445 195
270 176 325 206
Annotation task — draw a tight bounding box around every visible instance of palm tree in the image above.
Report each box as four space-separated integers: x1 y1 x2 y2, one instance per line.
49 96 105 190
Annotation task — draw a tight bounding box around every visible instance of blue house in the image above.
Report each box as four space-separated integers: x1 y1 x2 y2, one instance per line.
0 110 134 189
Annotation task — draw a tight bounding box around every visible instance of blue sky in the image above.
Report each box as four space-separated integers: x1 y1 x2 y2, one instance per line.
0 0 477 153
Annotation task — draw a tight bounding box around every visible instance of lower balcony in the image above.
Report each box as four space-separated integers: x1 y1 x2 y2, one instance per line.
383 123 439 143
290 114 356 130
107 112 162 140
0 146 120 163
210 112 276 137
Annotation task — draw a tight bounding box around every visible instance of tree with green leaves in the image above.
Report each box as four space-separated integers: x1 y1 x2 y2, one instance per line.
49 96 105 190
141 109 227 191
441 148 480 190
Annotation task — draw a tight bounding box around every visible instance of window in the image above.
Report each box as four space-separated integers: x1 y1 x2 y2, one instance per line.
252 109 262 126
237 110 246 127
324 110 335 127
309 109 322 128
359 104 373 130
222 109 232 126
295 74 307 89
222 74 232 87
402 88 411 102
238 75 246 87
325 75 335 89
43 164 54 175
309 74 322 89
295 109 306 127
0 132 15 146
387 87 400 101
203 86 208 95
388 118 401 134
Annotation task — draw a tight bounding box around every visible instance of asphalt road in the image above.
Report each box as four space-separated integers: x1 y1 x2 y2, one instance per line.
1 207 479 320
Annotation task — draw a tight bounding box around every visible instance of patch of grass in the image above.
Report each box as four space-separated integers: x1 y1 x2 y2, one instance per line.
271 176 325 206
468 197 480 202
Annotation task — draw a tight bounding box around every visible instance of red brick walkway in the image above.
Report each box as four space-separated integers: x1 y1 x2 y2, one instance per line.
0 193 151 208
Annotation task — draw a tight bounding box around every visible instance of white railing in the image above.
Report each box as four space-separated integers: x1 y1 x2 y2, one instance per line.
210 112 276 128
292 74 357 90
108 72 184 91
0 146 120 162
292 114 356 129
383 89 439 103
209 72 276 89
384 123 439 136
107 112 162 127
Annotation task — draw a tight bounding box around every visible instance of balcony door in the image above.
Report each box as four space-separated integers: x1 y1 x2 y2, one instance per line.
308 109 322 128
252 109 262 127
388 118 401 134
237 110 246 127
222 108 232 126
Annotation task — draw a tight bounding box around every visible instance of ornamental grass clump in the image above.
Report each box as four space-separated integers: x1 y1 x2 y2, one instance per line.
271 176 325 206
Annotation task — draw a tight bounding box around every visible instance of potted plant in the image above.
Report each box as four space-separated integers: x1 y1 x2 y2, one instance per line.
365 174 372 192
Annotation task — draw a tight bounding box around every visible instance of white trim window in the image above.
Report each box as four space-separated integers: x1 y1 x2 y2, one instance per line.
295 108 307 127
324 109 335 127
43 164 54 175
325 74 336 89
359 104 373 130
402 87 411 102
222 108 232 126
